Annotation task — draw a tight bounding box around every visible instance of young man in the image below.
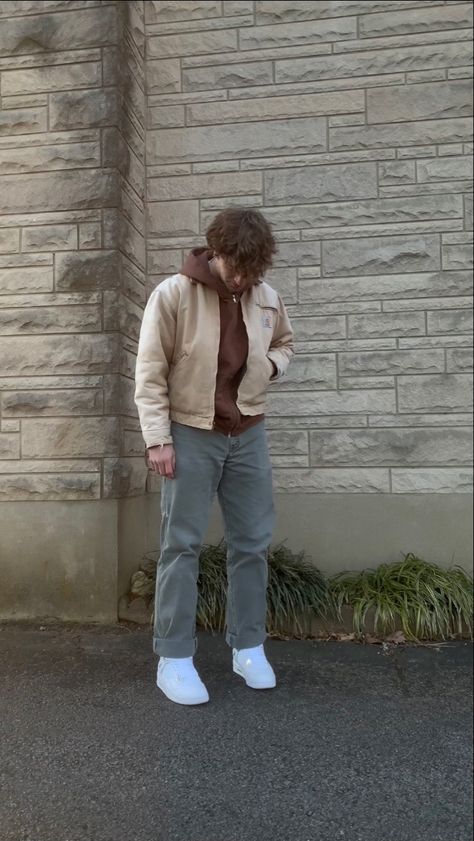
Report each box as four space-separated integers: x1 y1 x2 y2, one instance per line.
135 207 294 705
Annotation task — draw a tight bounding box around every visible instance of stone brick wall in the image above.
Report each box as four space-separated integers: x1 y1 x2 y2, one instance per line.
145 0 473 498
0 1 473 621
0 0 147 502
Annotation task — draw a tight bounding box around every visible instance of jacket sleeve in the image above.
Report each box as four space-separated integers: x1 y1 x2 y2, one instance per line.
267 295 294 380
134 281 178 447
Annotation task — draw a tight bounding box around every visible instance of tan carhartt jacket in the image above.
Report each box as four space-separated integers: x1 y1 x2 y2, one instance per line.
134 272 294 447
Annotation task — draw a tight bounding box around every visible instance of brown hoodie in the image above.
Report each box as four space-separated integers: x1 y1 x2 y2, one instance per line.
181 247 264 436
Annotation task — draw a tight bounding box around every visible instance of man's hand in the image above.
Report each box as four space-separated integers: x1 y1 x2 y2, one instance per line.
147 444 176 479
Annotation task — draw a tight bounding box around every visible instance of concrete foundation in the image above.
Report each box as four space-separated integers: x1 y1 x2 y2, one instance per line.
1 493 471 622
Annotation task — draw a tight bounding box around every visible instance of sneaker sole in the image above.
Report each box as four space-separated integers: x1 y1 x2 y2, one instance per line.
233 663 276 690
156 676 209 706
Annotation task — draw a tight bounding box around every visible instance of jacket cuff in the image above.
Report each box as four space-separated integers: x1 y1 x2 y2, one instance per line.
267 351 284 381
143 429 173 448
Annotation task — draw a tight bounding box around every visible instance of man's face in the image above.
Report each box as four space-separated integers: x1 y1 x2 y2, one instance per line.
213 255 242 291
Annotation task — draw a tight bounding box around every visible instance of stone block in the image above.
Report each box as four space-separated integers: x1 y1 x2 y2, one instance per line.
0 305 102 335
0 169 118 214
273 242 321 269
293 315 346 342
148 29 237 58
290 269 470 305
359 3 473 37
118 294 143 343
348 312 425 339
255 1 439 24
442 243 473 271
22 225 78 252
147 250 182 276
466 195 473 231
149 118 326 165
309 428 472 467
0 334 118 377
339 376 395 390
0 5 117 57
145 1 221 23
259 268 297 304
268 388 396 417
2 388 102 417
183 61 274 92
22 417 119 458
398 374 474 413
148 105 185 128
224 0 253 14
369 413 474 428
272 467 390 494
148 171 261 201
1 420 20 433
0 140 105 175
276 42 472 85
262 194 462 231
271 354 337 390
323 234 440 276
428 309 474 335
0 266 53 295
55 251 120 291
267 428 308 457
0 432 20 459
378 161 416 185
417 155 473 182
330 117 472 152
0 228 20 253
0 106 47 136
200 195 262 213
49 88 119 131
378 182 473 200
147 59 181 94
265 162 377 205
391 469 473 494
187 90 364 126
266 415 368 430
240 16 357 51
147 201 199 237
1 62 101 96
1 93 48 108
0 473 101 501
446 348 474 373
122 430 146 458
103 457 148 497
79 222 101 250
367 80 473 124
338 349 445 377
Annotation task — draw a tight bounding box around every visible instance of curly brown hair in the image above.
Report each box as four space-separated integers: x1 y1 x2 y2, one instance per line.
206 207 277 282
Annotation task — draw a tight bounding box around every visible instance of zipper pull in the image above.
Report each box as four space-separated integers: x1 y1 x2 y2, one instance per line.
232 294 238 303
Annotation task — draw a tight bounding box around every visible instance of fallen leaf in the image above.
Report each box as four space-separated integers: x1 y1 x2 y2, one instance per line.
385 630 406 645
364 633 382 644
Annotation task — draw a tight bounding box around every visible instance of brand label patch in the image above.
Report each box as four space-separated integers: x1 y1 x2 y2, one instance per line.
261 313 273 329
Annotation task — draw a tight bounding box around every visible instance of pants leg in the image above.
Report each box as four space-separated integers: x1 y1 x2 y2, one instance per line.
153 423 225 657
217 421 275 650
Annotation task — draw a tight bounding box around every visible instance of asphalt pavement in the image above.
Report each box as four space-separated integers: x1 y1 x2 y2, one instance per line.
0 623 472 841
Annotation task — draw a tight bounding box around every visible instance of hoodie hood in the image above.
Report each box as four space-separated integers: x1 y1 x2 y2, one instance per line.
181 247 260 300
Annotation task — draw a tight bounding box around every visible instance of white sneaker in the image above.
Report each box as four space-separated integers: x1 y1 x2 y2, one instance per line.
233 644 276 690
156 657 209 705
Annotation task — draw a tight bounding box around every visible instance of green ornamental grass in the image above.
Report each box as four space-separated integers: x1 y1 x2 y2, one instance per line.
196 542 329 637
329 552 473 641
130 546 473 641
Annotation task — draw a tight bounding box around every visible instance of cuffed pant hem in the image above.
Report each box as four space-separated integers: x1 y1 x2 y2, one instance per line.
225 630 267 650
153 636 198 658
